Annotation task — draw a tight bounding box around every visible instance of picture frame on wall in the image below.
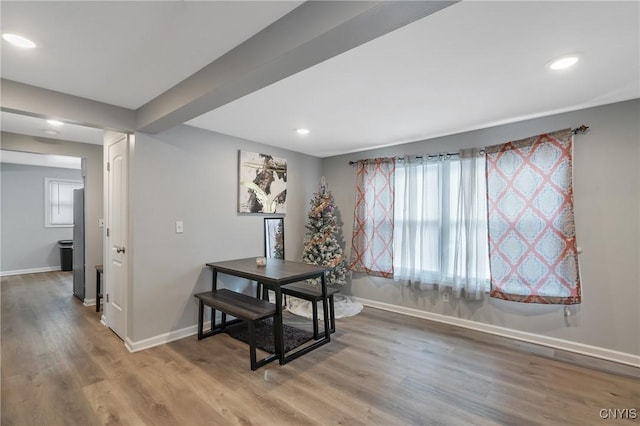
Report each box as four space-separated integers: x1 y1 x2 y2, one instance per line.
238 150 287 214
264 217 285 259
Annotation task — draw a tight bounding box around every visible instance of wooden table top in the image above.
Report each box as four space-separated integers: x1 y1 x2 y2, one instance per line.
206 258 327 285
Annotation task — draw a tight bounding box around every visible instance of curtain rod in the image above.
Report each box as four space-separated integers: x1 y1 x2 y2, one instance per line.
572 124 590 135
348 124 590 165
348 152 461 165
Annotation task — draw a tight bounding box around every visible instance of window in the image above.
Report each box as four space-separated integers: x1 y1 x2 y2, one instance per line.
349 153 489 298
45 178 83 227
350 130 580 305
393 153 490 298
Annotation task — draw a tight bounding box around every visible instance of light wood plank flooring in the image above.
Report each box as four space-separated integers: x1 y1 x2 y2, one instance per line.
2 272 638 425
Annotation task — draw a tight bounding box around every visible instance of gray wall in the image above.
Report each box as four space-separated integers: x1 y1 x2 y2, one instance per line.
322 99 640 356
129 125 322 341
1 132 104 301
1 163 82 272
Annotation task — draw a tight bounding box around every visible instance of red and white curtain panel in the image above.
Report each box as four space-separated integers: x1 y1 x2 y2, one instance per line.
486 129 581 304
349 158 396 278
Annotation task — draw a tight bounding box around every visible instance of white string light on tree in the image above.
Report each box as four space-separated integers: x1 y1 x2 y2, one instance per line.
301 177 347 285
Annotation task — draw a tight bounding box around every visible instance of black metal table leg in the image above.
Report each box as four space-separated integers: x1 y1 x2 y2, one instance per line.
273 284 285 364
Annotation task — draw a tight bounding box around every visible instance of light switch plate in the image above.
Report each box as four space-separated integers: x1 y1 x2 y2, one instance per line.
98 218 104 228
176 221 184 234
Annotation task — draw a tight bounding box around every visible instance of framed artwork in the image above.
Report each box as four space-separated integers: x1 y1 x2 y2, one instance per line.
238 150 287 214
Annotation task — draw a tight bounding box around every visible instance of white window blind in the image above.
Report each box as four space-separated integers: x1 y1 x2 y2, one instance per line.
45 178 83 227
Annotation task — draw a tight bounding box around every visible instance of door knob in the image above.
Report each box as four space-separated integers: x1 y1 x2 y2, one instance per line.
115 246 126 254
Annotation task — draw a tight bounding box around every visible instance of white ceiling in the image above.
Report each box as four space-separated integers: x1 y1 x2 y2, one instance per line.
1 1 638 158
1 111 104 145
0 149 82 170
0 1 302 108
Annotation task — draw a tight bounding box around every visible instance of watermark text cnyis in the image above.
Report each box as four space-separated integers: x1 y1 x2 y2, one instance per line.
599 408 638 420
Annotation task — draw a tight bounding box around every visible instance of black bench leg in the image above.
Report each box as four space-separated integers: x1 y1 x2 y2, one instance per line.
197 299 204 339
248 320 257 371
312 300 319 340
329 295 336 334
314 296 336 339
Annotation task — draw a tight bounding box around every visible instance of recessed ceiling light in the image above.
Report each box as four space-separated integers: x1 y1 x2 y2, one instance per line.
43 129 58 136
295 128 310 135
2 33 36 49
548 55 579 70
47 119 64 126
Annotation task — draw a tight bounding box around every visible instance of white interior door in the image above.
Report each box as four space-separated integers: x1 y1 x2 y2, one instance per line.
104 131 129 340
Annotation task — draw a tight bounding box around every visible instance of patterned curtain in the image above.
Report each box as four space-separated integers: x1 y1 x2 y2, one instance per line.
486 129 581 304
349 158 396 278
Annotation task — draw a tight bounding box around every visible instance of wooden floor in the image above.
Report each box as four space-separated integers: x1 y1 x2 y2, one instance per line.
2 272 638 425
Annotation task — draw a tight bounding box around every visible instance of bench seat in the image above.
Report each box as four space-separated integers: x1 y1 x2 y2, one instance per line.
281 282 339 339
195 289 277 370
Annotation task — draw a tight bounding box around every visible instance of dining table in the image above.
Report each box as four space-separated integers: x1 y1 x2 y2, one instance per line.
206 257 331 365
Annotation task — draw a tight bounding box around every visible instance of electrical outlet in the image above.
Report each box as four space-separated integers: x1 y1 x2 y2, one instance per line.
442 292 450 303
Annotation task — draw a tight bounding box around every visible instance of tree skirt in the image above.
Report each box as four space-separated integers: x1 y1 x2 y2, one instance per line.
287 294 363 320
223 318 312 354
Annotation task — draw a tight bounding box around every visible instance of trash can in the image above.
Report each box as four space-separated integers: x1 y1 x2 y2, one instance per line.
58 240 73 271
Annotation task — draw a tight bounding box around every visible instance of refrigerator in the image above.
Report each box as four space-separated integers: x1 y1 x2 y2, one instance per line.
73 188 85 300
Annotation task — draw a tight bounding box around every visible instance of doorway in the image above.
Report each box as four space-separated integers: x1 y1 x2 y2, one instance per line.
1 113 105 308
0 150 85 283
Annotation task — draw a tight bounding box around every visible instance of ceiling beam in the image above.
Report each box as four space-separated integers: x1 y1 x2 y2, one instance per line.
1 79 136 132
136 0 457 134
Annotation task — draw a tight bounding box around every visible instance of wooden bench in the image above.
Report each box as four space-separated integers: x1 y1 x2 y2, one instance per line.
194 289 277 371
280 282 339 339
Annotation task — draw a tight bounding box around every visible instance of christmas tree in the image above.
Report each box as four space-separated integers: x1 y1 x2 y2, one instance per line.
301 177 347 285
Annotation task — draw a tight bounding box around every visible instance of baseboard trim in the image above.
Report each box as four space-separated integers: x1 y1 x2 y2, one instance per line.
355 297 640 369
1 266 62 276
83 298 96 307
125 321 212 353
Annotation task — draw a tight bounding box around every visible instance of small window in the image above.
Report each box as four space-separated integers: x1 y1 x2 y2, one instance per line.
45 178 83 227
